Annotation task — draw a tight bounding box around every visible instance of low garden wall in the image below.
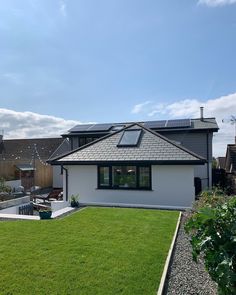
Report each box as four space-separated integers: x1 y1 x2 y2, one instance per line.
6 179 21 190
0 196 30 211
51 201 69 212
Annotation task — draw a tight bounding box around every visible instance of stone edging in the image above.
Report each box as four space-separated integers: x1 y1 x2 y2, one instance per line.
157 211 182 295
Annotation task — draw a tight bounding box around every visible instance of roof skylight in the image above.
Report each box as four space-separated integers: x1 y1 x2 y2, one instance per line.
117 129 142 147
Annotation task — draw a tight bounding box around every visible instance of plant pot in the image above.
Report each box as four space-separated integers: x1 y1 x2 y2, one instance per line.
39 211 52 220
71 201 79 208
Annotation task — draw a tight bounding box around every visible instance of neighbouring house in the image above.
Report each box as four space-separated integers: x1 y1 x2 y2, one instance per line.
216 157 226 169
61 108 218 191
225 143 236 173
0 137 63 190
212 157 226 188
224 142 236 193
49 123 207 209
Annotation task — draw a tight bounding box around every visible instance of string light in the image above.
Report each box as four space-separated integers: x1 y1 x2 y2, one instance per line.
31 144 49 167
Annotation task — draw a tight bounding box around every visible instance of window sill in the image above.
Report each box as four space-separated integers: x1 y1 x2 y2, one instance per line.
96 187 153 191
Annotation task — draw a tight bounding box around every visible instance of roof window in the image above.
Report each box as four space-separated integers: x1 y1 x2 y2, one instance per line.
117 129 142 147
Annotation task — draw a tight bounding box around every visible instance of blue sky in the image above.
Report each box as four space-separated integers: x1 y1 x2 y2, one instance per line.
0 0 236 155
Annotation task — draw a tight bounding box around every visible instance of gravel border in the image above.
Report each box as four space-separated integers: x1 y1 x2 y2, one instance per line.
164 213 218 295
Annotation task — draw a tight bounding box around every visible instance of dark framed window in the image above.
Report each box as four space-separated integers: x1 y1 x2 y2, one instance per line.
98 165 151 190
86 137 93 144
112 166 137 188
79 137 86 147
139 167 150 188
117 129 142 147
98 166 110 187
78 136 100 147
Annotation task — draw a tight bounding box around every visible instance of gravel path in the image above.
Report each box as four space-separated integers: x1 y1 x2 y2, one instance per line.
165 213 218 295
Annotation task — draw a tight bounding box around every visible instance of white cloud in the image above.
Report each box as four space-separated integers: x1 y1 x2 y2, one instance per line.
59 0 67 17
131 92 236 157
198 0 236 7
131 100 152 114
0 108 86 139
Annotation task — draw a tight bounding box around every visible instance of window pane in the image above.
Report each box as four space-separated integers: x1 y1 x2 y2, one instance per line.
79 137 86 147
99 167 110 186
112 166 137 188
139 167 150 188
118 130 142 146
86 137 93 144
72 137 78 149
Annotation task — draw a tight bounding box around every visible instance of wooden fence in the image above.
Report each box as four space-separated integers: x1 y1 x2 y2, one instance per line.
0 159 53 188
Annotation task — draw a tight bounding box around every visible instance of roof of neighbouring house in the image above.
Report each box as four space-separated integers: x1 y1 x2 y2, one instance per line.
226 144 236 172
50 123 206 165
189 118 218 130
64 118 219 136
216 157 226 169
0 138 64 161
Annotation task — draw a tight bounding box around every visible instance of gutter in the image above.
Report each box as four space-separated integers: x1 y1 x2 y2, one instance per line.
50 159 207 166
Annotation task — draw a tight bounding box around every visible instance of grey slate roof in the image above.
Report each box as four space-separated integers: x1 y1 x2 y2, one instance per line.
190 118 218 130
53 124 205 164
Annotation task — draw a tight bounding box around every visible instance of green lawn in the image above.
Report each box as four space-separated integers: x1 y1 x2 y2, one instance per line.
0 207 179 295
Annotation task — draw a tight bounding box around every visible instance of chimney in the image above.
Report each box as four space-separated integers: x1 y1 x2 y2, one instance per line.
200 106 204 121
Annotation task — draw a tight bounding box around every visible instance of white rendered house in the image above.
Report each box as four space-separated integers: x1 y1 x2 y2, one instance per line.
49 123 206 210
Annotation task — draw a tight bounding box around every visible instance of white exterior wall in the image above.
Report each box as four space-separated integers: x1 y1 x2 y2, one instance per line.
53 166 63 188
64 165 195 209
51 200 69 212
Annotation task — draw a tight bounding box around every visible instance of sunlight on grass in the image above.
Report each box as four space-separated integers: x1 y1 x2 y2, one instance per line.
0 207 179 295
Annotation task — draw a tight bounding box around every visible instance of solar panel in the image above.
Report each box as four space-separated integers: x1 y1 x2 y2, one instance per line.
68 124 94 132
88 123 113 132
144 120 167 129
112 125 125 131
166 119 191 128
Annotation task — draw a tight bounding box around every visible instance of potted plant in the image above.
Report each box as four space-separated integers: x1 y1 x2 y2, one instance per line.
39 207 52 219
70 194 80 208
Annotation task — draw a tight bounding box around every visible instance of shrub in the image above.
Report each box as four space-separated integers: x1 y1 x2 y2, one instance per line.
194 187 228 211
70 194 80 207
39 207 52 212
0 178 11 193
185 197 236 295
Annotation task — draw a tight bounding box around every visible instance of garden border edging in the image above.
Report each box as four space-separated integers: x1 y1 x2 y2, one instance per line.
157 211 182 295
